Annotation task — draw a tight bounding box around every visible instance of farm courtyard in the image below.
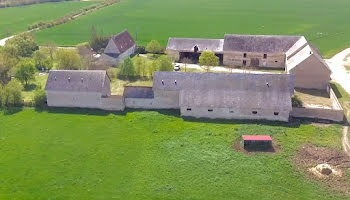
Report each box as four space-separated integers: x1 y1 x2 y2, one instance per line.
0 108 349 199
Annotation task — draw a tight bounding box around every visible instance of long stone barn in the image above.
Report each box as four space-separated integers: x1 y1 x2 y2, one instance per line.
167 34 331 90
45 70 294 122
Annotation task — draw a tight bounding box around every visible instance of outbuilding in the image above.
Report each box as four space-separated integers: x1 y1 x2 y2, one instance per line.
242 135 273 151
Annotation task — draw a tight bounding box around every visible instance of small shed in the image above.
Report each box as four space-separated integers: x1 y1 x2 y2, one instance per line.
242 135 272 151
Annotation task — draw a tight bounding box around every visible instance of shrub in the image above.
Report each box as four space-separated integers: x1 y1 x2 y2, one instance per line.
107 68 116 80
33 89 47 107
136 46 146 54
56 49 82 70
15 58 36 86
292 95 303 107
2 79 23 107
157 55 173 71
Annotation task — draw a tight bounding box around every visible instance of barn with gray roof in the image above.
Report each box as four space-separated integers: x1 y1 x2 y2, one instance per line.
45 70 112 109
153 72 294 121
100 30 136 66
166 33 331 90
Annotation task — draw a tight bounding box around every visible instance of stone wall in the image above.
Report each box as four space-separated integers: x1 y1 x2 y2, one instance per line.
100 96 125 111
290 107 343 122
125 90 180 109
290 87 344 122
46 91 102 109
180 107 290 122
223 51 286 68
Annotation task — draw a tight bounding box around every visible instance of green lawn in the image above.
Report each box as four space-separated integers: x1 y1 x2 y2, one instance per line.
0 108 347 199
22 72 48 104
0 1 97 39
34 0 350 58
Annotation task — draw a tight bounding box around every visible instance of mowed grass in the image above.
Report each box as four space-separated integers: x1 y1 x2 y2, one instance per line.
0 1 97 39
35 0 350 57
0 108 347 199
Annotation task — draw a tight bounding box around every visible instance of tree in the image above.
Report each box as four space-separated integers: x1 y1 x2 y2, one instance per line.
56 49 82 70
33 50 50 70
134 56 147 77
181 57 192 72
43 42 57 61
146 40 162 54
157 55 173 71
199 51 219 72
118 57 136 78
2 79 23 107
15 58 36 86
6 33 38 57
33 89 47 107
89 25 109 53
149 60 158 78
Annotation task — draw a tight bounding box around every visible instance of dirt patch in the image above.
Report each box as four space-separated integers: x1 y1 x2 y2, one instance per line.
233 137 282 154
293 143 350 195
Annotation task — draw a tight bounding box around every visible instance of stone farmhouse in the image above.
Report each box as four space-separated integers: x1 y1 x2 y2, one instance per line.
167 34 331 90
100 30 136 66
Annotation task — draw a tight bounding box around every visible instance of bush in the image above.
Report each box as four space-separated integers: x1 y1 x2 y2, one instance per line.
117 57 136 79
292 95 303 107
33 89 47 107
146 40 162 54
107 68 116 80
1 79 23 107
56 49 82 70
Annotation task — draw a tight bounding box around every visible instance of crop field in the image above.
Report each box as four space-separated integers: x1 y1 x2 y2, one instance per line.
34 0 350 58
0 108 347 199
0 1 97 39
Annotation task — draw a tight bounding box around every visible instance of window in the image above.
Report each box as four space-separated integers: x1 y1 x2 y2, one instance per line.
274 112 279 116
187 108 192 111
264 54 267 59
208 109 213 112
275 61 278 63
243 53 247 58
243 60 247 66
252 111 258 114
229 110 234 113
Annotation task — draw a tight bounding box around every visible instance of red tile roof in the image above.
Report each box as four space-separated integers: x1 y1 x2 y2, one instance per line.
242 135 272 141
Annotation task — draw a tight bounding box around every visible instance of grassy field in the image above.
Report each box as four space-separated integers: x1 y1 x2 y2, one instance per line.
0 108 347 199
0 1 97 39
34 0 350 57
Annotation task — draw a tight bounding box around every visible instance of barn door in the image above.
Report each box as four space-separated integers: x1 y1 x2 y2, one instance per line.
250 58 259 67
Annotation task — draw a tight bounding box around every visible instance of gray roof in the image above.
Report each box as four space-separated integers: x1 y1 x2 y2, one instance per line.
45 70 109 93
167 38 224 53
123 86 154 99
223 34 302 53
104 30 135 55
153 72 293 110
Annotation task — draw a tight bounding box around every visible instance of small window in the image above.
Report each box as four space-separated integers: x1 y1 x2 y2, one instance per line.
263 54 267 59
208 109 213 112
187 108 192 111
243 60 247 66
274 112 279 116
275 60 278 63
229 110 234 113
252 111 258 114
243 53 247 58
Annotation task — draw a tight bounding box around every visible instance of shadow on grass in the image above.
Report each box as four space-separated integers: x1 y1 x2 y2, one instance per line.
0 107 23 115
24 84 38 92
330 82 343 99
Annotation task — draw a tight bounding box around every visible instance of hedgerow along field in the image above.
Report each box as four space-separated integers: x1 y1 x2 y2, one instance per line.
0 108 347 199
0 1 97 39
34 0 350 58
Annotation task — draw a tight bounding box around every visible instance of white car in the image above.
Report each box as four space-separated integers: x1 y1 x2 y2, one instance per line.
174 65 180 71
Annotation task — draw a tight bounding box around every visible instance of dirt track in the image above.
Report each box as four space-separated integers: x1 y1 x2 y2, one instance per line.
342 126 350 157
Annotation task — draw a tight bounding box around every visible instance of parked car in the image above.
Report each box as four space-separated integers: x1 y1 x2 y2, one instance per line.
174 65 180 71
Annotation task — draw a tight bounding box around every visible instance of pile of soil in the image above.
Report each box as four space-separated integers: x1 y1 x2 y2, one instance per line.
293 143 350 195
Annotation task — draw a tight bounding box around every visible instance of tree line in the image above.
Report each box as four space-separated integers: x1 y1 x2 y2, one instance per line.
0 0 74 8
